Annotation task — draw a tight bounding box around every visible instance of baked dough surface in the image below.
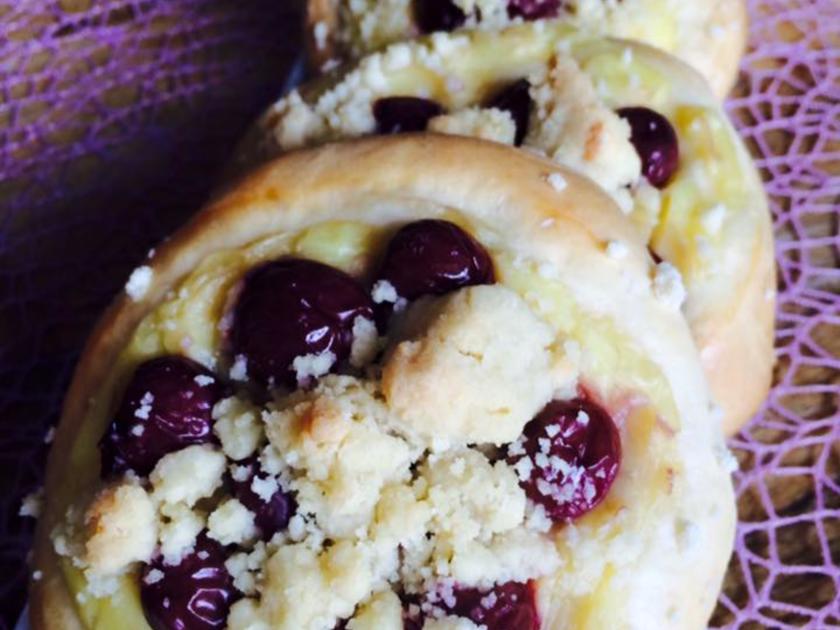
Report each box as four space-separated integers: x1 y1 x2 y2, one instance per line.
240 24 776 435
306 0 747 98
31 137 736 630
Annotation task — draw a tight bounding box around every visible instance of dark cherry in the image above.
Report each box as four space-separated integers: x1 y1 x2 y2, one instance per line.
401 593 424 630
373 96 445 135
508 398 620 521
403 612 424 630
375 219 494 303
230 458 295 541
230 258 374 387
507 0 562 20
141 533 238 630
430 581 540 629
486 79 532 146
413 0 467 33
99 356 223 477
616 106 680 188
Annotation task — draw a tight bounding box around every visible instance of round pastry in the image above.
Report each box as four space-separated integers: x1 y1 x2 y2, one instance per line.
238 23 776 435
305 0 747 98
31 137 736 629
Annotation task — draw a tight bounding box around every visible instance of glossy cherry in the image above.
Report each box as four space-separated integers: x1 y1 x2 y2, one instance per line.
508 398 621 522
375 219 494 303
230 258 374 387
428 581 540 629
99 356 223 477
486 79 532 146
413 0 467 33
230 458 295 541
141 533 238 630
507 0 562 20
617 106 680 188
373 96 445 134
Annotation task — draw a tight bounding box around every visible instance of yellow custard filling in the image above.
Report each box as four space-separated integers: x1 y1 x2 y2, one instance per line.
271 22 762 328
334 0 679 71
578 43 756 283
56 216 681 625
62 565 147 630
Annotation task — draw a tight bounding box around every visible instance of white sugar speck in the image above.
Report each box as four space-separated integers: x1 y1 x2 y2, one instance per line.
371 279 398 304
701 203 727 234
652 262 686 310
606 240 628 260
229 355 248 382
349 316 380 368
313 21 329 51
19 489 43 519
125 266 153 301
230 464 251 482
143 568 164 585
546 172 567 192
251 475 279 504
576 410 590 426
135 392 154 420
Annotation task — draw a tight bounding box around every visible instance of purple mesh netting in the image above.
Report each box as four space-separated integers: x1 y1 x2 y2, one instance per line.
0 1 303 627
711 0 840 626
0 0 837 629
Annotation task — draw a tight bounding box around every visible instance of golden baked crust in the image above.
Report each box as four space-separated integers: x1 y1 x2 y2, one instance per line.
304 0 747 98
240 25 776 435
31 136 735 629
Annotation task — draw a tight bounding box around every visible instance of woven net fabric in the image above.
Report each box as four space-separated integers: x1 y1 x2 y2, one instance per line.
710 0 840 626
0 0 837 628
0 1 303 626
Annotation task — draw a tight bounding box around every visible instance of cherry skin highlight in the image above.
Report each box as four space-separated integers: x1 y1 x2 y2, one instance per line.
99 355 223 477
140 534 238 630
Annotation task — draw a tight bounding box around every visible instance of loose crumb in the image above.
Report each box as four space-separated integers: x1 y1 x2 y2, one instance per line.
19 488 43 519
229 355 249 382
606 240 628 260
313 21 329 51
125 266 153 301
371 279 398 304
292 351 336 384
652 262 686 310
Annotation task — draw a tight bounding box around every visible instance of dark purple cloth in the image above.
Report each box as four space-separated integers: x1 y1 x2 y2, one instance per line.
0 1 302 626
